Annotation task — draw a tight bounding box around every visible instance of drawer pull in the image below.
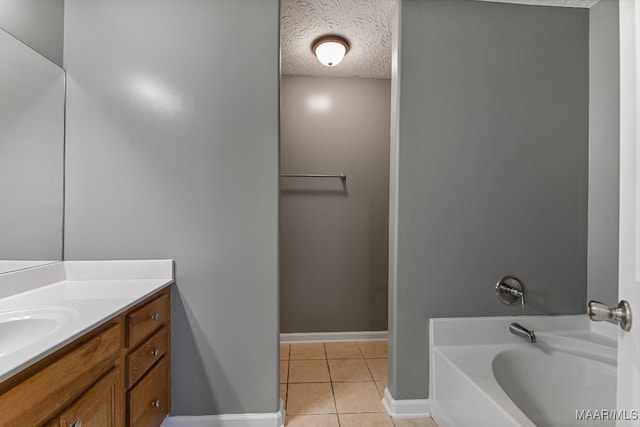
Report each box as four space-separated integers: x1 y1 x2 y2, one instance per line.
151 348 160 357
151 313 161 321
69 420 83 427
152 399 161 408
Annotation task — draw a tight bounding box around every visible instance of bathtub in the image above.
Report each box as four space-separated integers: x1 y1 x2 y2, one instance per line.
429 315 617 427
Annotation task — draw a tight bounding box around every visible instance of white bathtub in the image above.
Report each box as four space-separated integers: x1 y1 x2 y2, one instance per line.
429 315 617 427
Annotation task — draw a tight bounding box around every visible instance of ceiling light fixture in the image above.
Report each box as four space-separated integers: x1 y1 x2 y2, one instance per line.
311 35 350 67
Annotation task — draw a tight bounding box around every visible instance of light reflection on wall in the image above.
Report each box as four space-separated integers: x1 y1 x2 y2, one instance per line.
129 75 183 114
306 94 332 112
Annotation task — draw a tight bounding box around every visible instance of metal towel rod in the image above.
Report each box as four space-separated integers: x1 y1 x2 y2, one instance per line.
280 173 346 182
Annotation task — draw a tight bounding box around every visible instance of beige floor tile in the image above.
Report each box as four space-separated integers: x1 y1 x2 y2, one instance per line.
366 358 388 382
392 417 439 427
280 384 287 406
290 343 326 360
324 342 362 359
289 360 330 383
375 381 387 397
333 382 385 413
340 413 395 427
281 343 290 361
287 383 336 414
286 414 339 426
358 341 388 358
328 359 373 382
280 360 289 383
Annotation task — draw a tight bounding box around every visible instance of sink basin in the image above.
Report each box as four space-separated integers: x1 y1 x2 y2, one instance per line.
0 307 79 357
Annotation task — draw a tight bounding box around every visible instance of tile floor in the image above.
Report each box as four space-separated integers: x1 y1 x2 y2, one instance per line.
280 340 439 427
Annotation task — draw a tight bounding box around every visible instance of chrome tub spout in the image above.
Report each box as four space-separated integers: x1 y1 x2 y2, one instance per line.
509 322 536 343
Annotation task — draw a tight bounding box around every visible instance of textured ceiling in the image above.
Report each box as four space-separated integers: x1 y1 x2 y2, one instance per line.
280 0 599 80
280 0 394 79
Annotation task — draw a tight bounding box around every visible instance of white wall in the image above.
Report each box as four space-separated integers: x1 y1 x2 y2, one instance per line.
63 0 280 415
280 76 390 333
390 0 589 400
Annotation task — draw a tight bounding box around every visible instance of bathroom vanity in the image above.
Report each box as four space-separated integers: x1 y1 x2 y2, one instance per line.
0 260 174 427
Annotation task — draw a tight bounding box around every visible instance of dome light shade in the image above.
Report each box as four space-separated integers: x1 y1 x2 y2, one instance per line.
312 35 350 67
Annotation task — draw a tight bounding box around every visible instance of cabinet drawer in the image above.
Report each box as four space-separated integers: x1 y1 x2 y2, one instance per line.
128 356 170 427
127 326 169 388
127 293 169 349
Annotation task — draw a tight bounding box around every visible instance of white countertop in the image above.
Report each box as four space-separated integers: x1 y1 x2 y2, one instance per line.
0 260 174 383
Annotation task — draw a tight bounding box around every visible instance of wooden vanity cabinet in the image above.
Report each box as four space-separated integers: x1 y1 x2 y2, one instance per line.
0 286 171 427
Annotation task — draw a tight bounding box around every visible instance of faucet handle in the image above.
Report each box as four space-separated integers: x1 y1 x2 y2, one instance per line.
588 300 632 331
495 276 525 308
588 300 615 321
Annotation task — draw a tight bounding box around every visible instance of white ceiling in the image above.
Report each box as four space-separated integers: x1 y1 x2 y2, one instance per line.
280 0 600 80
280 0 394 79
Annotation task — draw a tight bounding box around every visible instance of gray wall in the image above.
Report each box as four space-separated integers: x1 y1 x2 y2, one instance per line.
389 0 589 400
280 76 390 333
0 0 64 66
63 0 280 415
588 0 619 305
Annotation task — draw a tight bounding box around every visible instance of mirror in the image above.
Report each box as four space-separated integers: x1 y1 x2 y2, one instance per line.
0 27 64 274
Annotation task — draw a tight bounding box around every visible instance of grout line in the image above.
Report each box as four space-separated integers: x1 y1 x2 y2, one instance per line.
356 341 365 359
363 357 377 385
323 342 340 423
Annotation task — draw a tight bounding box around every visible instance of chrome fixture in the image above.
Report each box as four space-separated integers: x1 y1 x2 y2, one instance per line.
509 322 536 343
496 276 526 308
588 300 632 332
280 173 347 182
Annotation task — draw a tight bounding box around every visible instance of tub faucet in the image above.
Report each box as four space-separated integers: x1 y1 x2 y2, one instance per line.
509 322 536 343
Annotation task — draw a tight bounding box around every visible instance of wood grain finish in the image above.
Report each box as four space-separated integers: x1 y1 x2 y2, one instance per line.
0 287 171 427
127 294 169 349
0 322 120 427
128 356 170 427
127 326 168 388
57 368 118 427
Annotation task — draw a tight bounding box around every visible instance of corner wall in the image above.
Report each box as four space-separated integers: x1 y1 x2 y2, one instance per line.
0 0 64 66
389 0 589 400
63 0 280 415
587 0 619 305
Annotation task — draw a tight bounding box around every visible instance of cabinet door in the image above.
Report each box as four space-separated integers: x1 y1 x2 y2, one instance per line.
57 369 118 427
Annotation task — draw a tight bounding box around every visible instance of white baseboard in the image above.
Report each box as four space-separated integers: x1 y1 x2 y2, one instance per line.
161 400 285 427
280 330 387 343
382 387 431 419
